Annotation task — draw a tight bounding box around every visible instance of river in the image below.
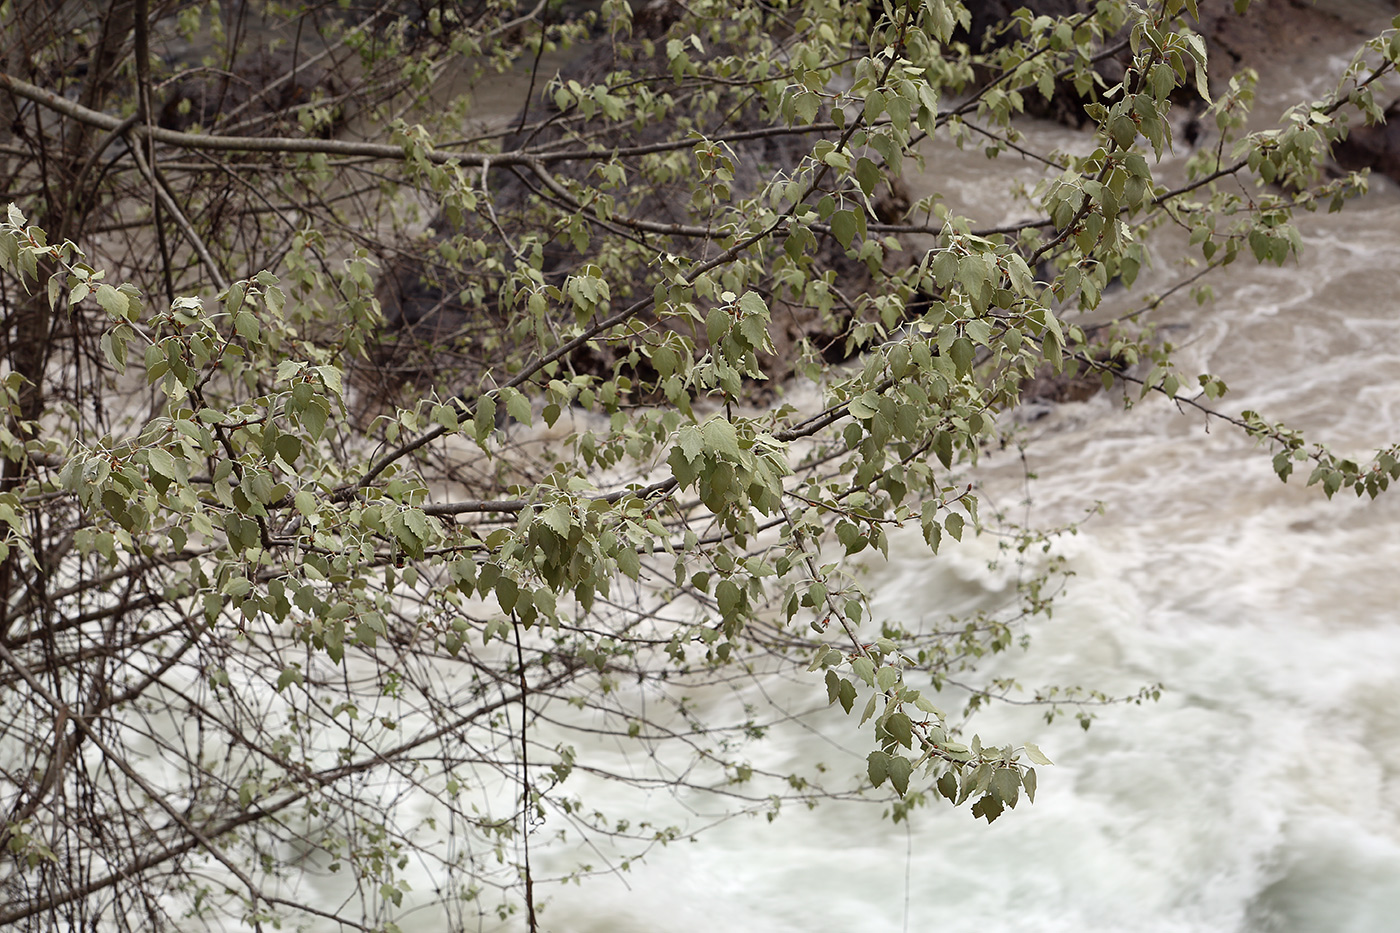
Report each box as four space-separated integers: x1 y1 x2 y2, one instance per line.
530 19 1400 933
25 8 1397 931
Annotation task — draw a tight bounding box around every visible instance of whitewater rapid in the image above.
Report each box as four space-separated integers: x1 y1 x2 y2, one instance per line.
538 77 1400 933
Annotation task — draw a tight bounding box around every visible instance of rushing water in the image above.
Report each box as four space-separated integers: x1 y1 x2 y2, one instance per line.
535 179 1400 933
53 12 1398 931
534 23 1400 933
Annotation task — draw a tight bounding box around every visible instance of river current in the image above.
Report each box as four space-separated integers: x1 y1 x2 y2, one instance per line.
535 184 1400 933
93 12 1400 931
532 27 1400 933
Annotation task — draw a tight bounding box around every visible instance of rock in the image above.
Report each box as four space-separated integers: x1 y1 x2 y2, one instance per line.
1335 99 1400 184
368 21 904 404
1194 0 1384 77
159 49 342 136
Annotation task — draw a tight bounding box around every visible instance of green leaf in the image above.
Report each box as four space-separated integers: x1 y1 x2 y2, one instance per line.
737 291 767 317
234 310 260 341
933 431 954 469
855 157 881 197
838 678 857 714
617 546 640 580
971 793 1005 823
301 398 329 440
495 575 519 612
225 282 246 314
937 771 958 802
931 250 958 287
701 417 741 460
539 503 571 537
851 656 875 686
676 425 704 464
886 711 912 748
867 750 890 787
432 404 460 431
830 210 858 249
474 396 497 442
1023 742 1053 766
991 767 1020 808
859 691 878 725
716 579 742 617
949 336 975 377
886 754 912 796
276 666 304 692
847 391 879 421
95 284 128 319
147 447 176 480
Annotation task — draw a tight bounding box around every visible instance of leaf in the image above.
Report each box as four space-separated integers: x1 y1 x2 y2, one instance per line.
737 291 767 317
991 767 1020 809
539 503 571 537
885 711 912 748
931 250 958 288
867 750 890 788
949 336 975 377
838 678 857 714
821 149 850 171
859 691 878 725
830 210 858 249
234 310 260 341
971 793 1005 823
276 434 302 465
913 694 942 717
403 508 431 543
301 398 329 440
1185 33 1212 103
862 89 886 125
617 546 640 580
432 404 459 431
147 447 176 480
676 425 704 464
276 666 303 692
716 579 742 618
847 391 879 421
225 282 246 314
473 396 497 442
851 656 876 686
1023 742 1053 766
886 754 912 795
937 770 958 802
495 575 519 611
95 284 128 319
315 365 343 399
934 431 953 469
701 417 741 460
855 157 881 197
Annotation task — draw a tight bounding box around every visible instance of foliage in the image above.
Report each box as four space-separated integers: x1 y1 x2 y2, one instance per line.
0 0 1397 928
